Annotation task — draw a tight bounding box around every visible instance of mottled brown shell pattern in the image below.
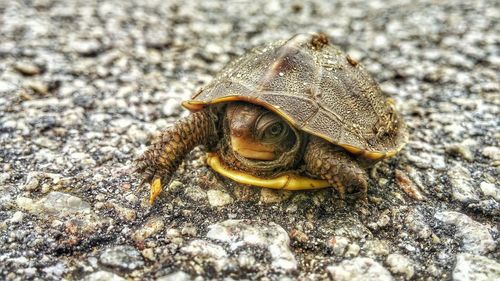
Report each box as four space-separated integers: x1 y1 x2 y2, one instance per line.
184 33 408 159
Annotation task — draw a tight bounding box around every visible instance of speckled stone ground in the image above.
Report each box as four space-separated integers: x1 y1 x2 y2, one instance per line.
0 0 499 280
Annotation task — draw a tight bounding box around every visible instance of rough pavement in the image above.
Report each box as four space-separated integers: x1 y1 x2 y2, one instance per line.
0 0 499 280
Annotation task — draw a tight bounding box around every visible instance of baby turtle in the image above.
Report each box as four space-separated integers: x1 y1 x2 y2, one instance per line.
135 33 408 204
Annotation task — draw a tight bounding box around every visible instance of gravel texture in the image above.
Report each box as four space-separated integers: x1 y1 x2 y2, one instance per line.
0 0 499 280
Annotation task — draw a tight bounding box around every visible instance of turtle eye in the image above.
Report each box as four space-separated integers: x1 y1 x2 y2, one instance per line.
255 113 290 143
266 122 284 137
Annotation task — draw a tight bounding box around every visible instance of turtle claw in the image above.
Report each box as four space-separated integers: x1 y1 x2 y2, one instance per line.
139 172 164 204
135 173 164 204
150 178 163 204
347 190 368 203
133 164 163 204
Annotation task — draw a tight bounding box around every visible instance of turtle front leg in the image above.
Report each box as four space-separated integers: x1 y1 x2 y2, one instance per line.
135 108 219 203
304 136 368 201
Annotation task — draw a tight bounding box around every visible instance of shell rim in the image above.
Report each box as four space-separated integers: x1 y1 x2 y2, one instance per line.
183 96 407 160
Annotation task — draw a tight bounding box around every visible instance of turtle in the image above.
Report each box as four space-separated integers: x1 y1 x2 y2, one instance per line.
135 32 408 204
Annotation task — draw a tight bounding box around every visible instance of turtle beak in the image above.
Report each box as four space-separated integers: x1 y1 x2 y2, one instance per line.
226 103 277 161
230 135 277 160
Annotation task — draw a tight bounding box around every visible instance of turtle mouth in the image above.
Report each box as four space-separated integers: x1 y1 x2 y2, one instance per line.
230 136 276 161
235 148 275 160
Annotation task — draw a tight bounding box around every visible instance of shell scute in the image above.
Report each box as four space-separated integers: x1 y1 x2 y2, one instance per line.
185 33 408 157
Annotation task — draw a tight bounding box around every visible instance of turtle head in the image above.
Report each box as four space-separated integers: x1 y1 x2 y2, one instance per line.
225 102 297 161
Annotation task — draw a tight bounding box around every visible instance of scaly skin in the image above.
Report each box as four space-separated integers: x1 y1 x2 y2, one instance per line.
134 109 219 196
304 136 368 200
135 106 370 203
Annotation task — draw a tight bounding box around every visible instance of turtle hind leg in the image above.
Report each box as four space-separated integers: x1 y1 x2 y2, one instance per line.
134 108 219 203
304 136 368 202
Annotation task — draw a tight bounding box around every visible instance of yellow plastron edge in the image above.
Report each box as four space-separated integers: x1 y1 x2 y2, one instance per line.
206 153 331 190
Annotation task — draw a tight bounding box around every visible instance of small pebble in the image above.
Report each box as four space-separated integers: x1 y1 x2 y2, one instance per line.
445 143 474 161
479 182 500 201
260 188 293 203
157 271 191 281
447 164 479 203
327 257 393 281
207 190 233 207
25 81 49 95
14 62 41 76
71 39 102 56
83 271 126 281
386 253 415 279
141 248 156 262
435 211 495 254
452 253 500 281
99 245 144 271
327 236 350 256
344 244 361 258
132 217 165 243
395 170 425 200
482 146 500 161
10 211 24 223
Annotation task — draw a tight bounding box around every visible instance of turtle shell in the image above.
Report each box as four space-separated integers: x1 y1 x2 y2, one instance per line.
183 33 408 160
